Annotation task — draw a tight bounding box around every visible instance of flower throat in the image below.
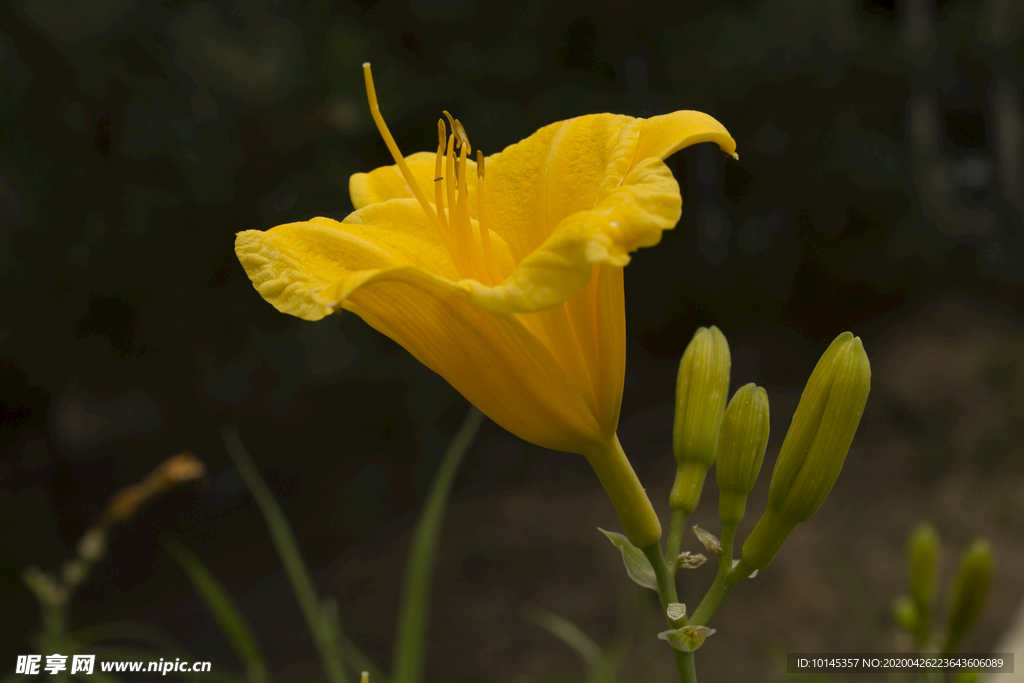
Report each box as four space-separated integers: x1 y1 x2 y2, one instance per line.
362 63 502 286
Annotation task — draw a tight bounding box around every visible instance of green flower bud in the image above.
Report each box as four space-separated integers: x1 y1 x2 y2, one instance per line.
716 383 770 525
908 523 940 643
741 332 871 570
893 594 920 635
670 326 731 515
943 539 994 655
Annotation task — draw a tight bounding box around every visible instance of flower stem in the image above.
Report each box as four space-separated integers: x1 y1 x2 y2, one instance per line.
584 435 662 549
716 521 737 583
641 544 696 683
665 509 688 571
689 558 755 626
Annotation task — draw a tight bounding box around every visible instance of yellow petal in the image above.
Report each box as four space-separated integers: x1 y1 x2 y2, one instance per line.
350 152 479 212
341 267 604 453
631 110 737 168
465 155 680 314
235 199 517 320
482 114 639 263
515 263 626 438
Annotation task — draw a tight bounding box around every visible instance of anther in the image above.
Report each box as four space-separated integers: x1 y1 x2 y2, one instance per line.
453 119 470 153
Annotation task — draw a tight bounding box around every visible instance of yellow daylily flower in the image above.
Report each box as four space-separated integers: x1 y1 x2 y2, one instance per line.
235 64 736 549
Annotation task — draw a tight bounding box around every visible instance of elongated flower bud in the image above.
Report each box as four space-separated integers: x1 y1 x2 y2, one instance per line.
943 539 994 654
716 383 770 525
908 524 939 643
670 326 730 515
742 332 871 570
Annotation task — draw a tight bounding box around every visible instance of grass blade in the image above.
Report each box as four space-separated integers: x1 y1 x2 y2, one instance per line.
522 606 616 683
322 598 388 683
391 407 484 683
222 425 348 683
166 538 269 683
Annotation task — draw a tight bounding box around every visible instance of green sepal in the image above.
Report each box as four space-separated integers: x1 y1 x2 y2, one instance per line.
657 625 716 652
598 528 657 591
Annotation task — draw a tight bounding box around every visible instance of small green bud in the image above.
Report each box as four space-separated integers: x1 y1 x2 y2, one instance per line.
943 539 994 655
716 383 770 525
742 332 871 570
670 326 731 514
908 524 939 643
892 594 920 636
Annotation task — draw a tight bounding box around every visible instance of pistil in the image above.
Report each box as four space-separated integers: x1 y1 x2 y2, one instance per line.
361 64 455 258
363 62 502 286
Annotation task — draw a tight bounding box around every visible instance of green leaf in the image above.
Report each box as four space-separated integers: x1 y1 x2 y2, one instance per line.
522 606 615 683
598 528 658 591
166 538 269 683
222 425 348 683
392 407 484 683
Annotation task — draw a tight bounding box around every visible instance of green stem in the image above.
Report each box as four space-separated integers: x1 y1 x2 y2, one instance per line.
682 653 697 682
716 521 737 583
665 509 688 571
583 435 662 549
642 543 679 610
690 558 754 626
641 544 694 683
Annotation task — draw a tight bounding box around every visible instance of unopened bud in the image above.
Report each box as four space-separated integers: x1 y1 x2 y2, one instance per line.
742 333 871 570
943 539 994 654
670 326 731 514
61 558 89 587
78 528 107 563
23 567 66 607
716 383 770 525
908 523 939 643
893 594 919 635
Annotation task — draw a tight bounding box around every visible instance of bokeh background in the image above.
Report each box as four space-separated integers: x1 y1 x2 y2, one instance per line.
2 0 1023 680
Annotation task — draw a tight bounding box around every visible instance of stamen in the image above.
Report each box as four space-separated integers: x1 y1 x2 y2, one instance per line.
444 129 457 231
363 64 455 256
442 111 459 198
453 134 486 282
434 119 449 232
476 150 502 284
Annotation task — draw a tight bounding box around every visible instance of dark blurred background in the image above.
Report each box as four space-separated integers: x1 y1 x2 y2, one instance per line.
2 0 1023 680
